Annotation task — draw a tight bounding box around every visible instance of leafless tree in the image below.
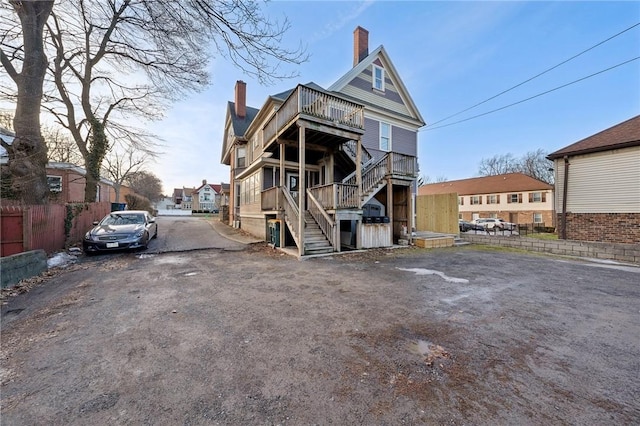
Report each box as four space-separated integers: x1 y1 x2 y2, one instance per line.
43 125 83 165
478 150 553 184
417 174 448 186
3 0 307 202
477 153 519 176
0 0 54 204
126 170 163 202
519 149 554 184
102 144 147 203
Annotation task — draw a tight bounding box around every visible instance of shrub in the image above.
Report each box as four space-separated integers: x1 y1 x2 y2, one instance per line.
124 193 153 214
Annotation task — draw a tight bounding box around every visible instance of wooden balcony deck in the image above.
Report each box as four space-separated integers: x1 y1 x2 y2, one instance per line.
263 85 365 147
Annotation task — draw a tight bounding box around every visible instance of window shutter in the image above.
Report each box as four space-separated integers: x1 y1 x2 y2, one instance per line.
542 193 546 202
497 194 500 203
518 193 522 203
507 194 511 204
479 197 482 205
528 193 533 202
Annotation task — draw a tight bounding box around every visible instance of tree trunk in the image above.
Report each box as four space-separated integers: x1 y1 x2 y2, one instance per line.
84 119 109 202
6 1 54 204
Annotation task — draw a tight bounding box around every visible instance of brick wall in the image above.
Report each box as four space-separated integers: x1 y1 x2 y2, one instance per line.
460 234 640 264
557 213 640 244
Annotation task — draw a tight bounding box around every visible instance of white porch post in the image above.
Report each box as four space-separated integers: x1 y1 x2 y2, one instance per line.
298 124 306 256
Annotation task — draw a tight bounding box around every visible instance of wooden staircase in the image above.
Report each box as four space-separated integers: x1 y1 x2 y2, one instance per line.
303 212 334 255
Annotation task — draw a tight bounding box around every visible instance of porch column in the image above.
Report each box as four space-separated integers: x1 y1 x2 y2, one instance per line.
327 150 334 183
298 124 306 256
279 140 286 246
387 178 393 244
356 137 362 203
408 185 414 244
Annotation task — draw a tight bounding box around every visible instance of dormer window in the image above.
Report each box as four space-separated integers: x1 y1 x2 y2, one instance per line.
373 65 385 91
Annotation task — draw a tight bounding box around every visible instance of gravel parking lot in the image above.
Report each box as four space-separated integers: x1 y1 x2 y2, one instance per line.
1 243 639 424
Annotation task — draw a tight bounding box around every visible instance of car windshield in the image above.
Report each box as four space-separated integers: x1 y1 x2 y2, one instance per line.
101 213 145 226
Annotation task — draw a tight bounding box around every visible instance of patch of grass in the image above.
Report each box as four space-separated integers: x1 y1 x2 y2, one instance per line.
524 233 558 240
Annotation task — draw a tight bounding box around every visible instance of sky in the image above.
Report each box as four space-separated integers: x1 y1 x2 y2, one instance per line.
139 1 640 193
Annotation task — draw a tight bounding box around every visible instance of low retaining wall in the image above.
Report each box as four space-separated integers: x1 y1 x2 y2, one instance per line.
0 249 48 288
460 234 640 264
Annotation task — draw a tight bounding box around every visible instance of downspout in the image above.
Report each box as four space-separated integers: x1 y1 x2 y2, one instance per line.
561 155 569 240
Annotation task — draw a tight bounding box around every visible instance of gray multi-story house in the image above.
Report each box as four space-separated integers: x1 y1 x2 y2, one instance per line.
221 27 425 256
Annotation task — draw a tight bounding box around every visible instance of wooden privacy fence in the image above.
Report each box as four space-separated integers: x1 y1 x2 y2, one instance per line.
0 202 111 257
416 193 459 234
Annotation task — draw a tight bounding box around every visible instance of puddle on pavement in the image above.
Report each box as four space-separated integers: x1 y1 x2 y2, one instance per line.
184 272 198 277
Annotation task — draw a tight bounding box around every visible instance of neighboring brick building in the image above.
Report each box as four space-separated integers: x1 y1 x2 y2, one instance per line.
418 173 554 225
548 115 640 244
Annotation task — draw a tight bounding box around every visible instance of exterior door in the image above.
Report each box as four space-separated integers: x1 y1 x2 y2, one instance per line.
287 172 299 203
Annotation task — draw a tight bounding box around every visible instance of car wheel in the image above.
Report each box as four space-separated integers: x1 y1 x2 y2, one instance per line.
153 227 158 239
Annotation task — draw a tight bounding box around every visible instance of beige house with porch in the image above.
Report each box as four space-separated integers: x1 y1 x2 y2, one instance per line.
220 27 425 256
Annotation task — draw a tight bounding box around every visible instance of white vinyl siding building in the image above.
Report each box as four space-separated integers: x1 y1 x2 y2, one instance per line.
554 146 640 214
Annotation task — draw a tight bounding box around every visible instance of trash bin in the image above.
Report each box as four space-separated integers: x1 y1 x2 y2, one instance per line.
268 219 281 247
111 203 126 212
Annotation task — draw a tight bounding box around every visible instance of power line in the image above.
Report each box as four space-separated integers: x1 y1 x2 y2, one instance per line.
427 22 640 128
423 56 640 131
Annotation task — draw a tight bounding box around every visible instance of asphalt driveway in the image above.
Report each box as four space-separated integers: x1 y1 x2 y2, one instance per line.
1 243 639 424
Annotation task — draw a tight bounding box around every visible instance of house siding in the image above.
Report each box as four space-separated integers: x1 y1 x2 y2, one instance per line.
555 146 640 214
362 117 416 157
340 64 411 117
392 125 417 156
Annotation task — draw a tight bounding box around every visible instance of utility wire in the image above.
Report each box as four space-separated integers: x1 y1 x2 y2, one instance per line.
427 22 640 128
423 56 640 131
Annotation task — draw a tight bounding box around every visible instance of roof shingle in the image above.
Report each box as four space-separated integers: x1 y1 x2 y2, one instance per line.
547 115 640 159
418 173 553 196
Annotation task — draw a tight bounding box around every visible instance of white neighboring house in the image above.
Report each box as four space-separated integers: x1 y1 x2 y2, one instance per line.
547 115 640 244
192 180 221 212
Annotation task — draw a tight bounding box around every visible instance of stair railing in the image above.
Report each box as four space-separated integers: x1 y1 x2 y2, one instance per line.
281 187 300 247
307 189 336 249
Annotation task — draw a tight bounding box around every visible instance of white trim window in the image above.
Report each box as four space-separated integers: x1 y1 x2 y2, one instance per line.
373 65 385 91
236 146 246 168
379 122 391 151
533 213 543 223
47 175 62 192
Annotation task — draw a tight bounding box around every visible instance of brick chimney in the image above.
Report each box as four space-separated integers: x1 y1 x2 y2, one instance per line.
234 80 246 118
353 26 369 67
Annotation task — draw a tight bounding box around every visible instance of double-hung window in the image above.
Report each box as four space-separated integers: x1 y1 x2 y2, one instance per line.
236 146 246 168
379 122 391 151
373 65 385 91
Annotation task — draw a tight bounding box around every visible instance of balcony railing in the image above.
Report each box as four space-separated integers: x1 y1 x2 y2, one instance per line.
308 183 359 210
263 85 364 145
261 186 280 211
389 152 417 177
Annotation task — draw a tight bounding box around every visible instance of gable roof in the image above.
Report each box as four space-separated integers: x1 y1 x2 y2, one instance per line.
228 101 260 137
194 182 222 194
418 173 553 196
328 45 425 126
547 115 640 160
